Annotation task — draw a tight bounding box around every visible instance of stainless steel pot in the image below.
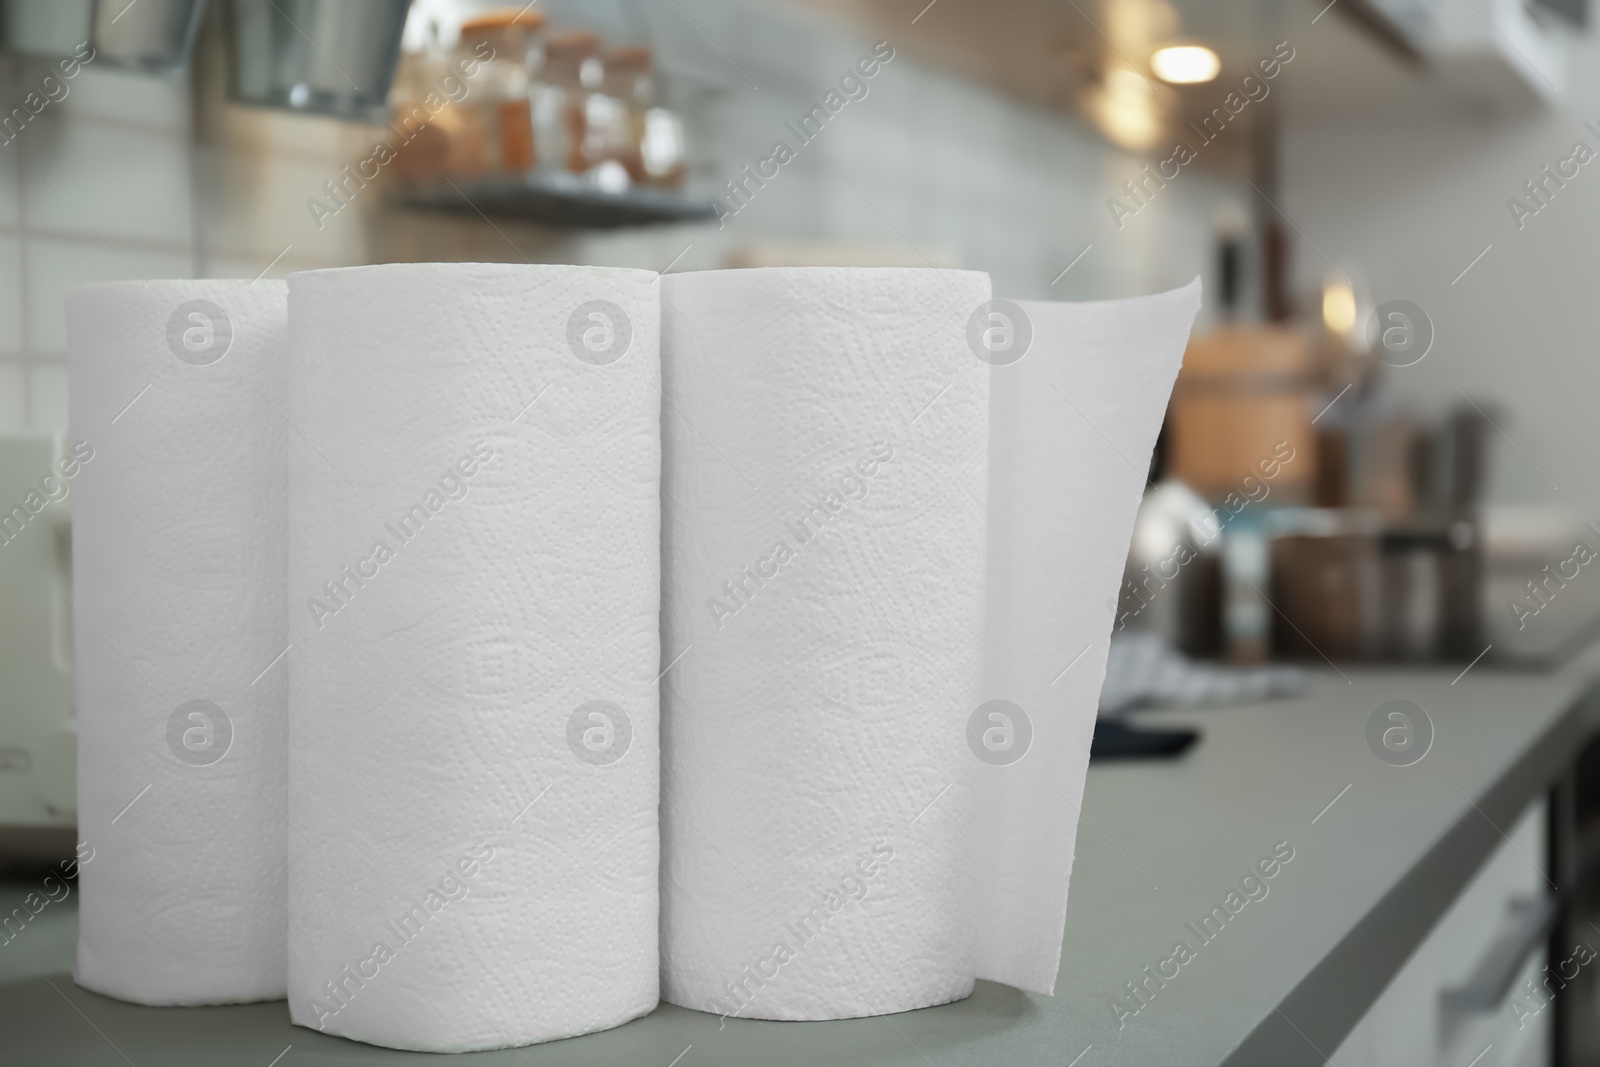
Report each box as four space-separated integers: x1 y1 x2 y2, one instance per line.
1117 479 1225 659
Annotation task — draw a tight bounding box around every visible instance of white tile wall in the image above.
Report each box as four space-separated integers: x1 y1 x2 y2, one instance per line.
23 236 194 356
0 234 20 354
0 133 18 230
0 362 26 434
0 57 19 229
26 362 65 433
0 0 1254 444
0 54 196 431
21 118 194 246
50 65 189 134
199 147 366 268
213 101 359 158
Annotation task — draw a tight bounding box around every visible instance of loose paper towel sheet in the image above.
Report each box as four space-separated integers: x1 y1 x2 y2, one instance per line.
659 270 1200 1019
975 281 1202 992
66 280 289 1004
284 263 660 1052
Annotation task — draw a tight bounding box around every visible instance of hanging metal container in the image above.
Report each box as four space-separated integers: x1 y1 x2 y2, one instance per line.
1 0 92 57
225 0 409 123
89 0 206 76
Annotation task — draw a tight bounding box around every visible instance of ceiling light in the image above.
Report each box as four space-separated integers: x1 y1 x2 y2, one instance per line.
1095 90 1160 150
1322 279 1357 336
1105 67 1153 101
1151 45 1220 84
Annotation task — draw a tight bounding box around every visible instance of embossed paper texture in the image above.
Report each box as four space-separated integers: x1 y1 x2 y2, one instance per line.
659 267 993 1020
62 266 1199 1045
658 270 1200 1021
66 280 291 1005
284 263 660 1052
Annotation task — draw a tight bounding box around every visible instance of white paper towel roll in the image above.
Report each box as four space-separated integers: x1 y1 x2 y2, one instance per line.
66 279 289 1005
659 267 992 1020
659 271 1200 1019
285 263 660 1052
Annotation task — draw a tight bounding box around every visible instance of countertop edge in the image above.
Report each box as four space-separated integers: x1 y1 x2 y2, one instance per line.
1221 677 1600 1066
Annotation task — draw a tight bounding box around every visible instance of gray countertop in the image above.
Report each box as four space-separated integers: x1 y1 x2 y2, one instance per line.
4 651 1598 1067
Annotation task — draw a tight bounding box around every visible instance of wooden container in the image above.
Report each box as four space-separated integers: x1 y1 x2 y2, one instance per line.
1169 327 1318 505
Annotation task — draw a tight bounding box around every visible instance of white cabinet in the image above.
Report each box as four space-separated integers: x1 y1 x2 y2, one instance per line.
1335 800 1555 1067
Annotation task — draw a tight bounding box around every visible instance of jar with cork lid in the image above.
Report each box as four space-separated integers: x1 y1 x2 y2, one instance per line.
456 6 545 174
532 31 604 177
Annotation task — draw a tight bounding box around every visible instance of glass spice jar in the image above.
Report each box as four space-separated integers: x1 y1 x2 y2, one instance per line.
534 31 603 176
456 6 546 174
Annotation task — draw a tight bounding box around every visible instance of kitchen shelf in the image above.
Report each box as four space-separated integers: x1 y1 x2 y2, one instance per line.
393 172 720 230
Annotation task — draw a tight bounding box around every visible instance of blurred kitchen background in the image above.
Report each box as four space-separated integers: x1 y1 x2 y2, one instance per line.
5 0 1600 1057
1 3 1596 806
5 0 1600 831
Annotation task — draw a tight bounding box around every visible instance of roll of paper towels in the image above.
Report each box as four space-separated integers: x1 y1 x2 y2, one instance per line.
66 280 290 1005
658 270 1200 1019
285 263 660 1052
659 267 992 1019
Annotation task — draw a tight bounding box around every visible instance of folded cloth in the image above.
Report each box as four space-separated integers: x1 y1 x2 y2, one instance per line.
1097 631 1308 717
